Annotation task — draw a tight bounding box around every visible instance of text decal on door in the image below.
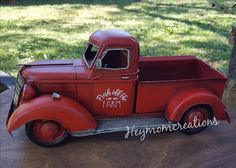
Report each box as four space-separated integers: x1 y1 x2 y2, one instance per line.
96 88 128 108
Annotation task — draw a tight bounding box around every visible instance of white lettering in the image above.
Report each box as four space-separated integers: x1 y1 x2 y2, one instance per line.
124 117 220 141
96 88 128 108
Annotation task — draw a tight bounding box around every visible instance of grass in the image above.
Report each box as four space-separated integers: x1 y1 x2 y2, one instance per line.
0 0 235 76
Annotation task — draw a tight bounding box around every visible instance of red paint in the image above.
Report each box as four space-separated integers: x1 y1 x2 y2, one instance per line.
33 120 66 142
7 29 230 136
166 88 229 122
21 85 36 100
7 95 97 132
182 107 209 124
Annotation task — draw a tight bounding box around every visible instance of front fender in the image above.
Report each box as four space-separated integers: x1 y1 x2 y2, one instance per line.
166 88 231 123
7 95 97 132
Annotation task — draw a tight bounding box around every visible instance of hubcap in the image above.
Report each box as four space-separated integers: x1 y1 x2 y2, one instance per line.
33 120 66 142
185 108 208 125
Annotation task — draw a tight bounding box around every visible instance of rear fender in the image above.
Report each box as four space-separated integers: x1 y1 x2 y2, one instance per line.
166 88 231 123
7 95 97 132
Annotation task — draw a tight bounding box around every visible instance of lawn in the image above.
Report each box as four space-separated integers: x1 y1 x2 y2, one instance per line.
0 0 235 76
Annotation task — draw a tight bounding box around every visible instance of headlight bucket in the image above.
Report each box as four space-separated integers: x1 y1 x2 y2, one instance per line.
22 84 36 100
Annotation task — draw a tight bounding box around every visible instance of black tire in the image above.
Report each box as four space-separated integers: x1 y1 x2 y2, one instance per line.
25 120 69 147
180 106 212 135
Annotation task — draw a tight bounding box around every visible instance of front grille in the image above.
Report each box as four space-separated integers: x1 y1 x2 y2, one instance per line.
13 73 25 107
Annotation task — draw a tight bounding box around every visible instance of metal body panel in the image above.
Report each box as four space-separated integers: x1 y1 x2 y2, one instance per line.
92 80 136 116
22 59 89 81
7 95 97 132
136 56 226 115
166 88 230 122
136 79 226 114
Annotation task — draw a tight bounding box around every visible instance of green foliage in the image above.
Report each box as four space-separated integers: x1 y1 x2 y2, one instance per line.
0 0 235 76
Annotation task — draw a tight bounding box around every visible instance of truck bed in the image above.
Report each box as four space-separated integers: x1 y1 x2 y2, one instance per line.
136 56 227 114
138 56 225 81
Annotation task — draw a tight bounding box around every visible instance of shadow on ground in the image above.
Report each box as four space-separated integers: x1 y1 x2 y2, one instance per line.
0 0 138 8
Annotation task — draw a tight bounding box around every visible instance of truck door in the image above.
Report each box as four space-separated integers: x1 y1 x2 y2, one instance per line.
92 48 137 116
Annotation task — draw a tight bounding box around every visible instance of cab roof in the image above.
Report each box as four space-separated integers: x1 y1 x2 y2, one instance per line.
89 29 139 47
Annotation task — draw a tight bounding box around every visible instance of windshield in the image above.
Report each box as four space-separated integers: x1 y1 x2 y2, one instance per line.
83 43 99 68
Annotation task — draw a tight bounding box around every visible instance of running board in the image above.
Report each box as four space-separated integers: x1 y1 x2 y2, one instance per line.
71 116 175 137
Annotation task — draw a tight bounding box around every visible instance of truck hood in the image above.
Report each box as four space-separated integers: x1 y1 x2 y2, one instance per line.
21 59 90 81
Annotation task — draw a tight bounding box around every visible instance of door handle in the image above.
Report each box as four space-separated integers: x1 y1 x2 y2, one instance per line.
121 76 131 80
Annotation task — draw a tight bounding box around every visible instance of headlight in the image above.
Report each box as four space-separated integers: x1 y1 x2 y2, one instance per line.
22 84 36 100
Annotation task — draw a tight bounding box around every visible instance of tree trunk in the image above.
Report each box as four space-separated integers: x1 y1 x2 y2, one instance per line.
222 24 236 109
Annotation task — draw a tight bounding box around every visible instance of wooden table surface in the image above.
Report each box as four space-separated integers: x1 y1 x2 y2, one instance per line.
0 89 236 168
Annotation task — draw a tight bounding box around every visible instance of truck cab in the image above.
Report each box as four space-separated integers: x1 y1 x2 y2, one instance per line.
84 30 139 116
6 29 231 147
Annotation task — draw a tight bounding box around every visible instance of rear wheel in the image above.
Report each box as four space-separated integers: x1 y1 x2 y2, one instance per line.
25 120 69 147
180 106 212 134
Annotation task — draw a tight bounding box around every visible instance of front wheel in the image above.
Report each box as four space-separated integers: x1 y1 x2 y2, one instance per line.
180 106 212 134
25 120 69 147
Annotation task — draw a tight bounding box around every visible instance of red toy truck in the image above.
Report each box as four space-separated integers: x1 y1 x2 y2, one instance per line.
6 29 230 147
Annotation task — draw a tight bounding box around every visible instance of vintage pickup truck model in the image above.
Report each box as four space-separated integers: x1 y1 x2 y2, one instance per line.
7 29 230 147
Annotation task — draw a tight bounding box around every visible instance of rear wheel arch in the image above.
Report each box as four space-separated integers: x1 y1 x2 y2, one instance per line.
166 88 228 122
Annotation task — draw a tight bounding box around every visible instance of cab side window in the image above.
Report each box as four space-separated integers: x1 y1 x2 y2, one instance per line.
101 49 129 70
